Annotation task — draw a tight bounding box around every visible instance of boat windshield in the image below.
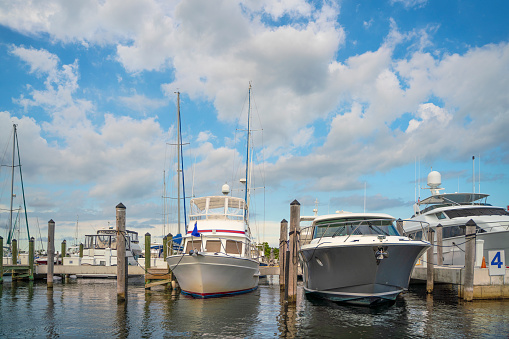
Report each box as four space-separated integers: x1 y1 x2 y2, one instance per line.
313 218 399 239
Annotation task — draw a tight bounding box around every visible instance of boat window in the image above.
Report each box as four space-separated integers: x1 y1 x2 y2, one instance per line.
96 235 111 249
436 212 447 220
226 240 242 255
444 207 509 219
442 225 485 239
110 236 117 250
205 240 221 253
185 240 202 253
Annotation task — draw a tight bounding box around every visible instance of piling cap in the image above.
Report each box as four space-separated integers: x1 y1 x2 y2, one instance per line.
465 219 477 226
49 219 55 224
281 219 288 223
290 199 300 206
116 202 126 209
145 232 151 236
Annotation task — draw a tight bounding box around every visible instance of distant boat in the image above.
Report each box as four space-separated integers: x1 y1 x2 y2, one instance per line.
404 170 509 266
299 212 430 306
167 84 260 297
79 227 142 268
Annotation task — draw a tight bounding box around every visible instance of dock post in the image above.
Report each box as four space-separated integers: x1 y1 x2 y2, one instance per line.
396 218 405 236
279 219 288 291
116 203 127 303
47 219 55 289
163 235 168 259
12 239 17 265
29 237 35 281
426 228 435 294
436 224 443 266
145 233 151 270
463 219 477 301
79 243 83 258
288 200 300 304
61 240 67 263
0 236 3 283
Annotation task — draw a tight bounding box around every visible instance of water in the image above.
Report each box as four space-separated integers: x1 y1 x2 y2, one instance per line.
1 276 508 338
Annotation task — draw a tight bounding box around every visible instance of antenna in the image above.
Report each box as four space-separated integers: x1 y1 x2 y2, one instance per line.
478 153 481 194
472 155 475 195
364 182 366 213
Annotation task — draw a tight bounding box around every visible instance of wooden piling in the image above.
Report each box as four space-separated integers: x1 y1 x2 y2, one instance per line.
396 218 405 236
426 228 435 294
463 219 477 301
61 240 67 262
79 243 83 258
29 237 35 281
12 239 17 265
163 236 168 259
0 236 3 283
47 219 55 289
145 233 151 270
116 203 127 302
288 200 300 304
436 224 443 266
279 219 288 291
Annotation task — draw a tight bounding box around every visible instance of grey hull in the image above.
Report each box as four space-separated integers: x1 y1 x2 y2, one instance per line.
300 242 429 305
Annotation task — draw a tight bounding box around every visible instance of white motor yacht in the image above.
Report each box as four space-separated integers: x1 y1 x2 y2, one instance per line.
404 170 509 266
166 193 260 298
300 212 430 306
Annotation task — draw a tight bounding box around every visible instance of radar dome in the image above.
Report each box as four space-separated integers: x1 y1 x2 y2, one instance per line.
222 183 230 195
427 171 441 188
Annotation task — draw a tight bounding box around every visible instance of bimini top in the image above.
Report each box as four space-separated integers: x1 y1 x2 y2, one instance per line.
418 193 489 206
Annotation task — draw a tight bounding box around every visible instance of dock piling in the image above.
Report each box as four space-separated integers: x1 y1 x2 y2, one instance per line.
426 228 435 294
436 224 443 266
0 236 3 283
47 219 55 288
288 200 300 304
145 233 151 270
12 239 17 265
61 240 66 262
463 219 477 301
279 219 288 291
29 237 34 281
116 203 127 302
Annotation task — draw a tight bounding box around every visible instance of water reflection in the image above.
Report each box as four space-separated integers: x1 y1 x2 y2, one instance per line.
115 301 130 338
45 290 57 337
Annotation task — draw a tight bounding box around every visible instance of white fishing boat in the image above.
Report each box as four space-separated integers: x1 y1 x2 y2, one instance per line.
404 170 509 266
72 227 142 276
166 85 260 298
299 212 430 306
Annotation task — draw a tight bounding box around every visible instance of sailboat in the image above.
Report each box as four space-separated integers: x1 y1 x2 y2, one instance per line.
2 124 31 265
166 85 260 298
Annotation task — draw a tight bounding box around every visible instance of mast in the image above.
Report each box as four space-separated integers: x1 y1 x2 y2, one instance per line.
176 91 181 235
8 125 16 245
244 83 252 223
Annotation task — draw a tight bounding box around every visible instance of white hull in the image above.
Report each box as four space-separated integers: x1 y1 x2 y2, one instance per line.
167 253 259 297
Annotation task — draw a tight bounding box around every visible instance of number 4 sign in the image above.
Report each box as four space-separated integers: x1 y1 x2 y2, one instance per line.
488 250 506 276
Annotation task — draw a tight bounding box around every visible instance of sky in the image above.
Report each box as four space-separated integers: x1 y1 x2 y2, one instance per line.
1 0 508 249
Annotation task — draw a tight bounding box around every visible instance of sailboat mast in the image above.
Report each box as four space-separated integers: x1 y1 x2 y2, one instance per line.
9 125 16 243
176 92 181 235
244 84 252 222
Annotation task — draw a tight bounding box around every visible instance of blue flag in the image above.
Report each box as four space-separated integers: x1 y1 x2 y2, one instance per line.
191 221 200 237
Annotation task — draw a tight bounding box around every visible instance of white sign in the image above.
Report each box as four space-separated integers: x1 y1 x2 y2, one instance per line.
488 250 506 276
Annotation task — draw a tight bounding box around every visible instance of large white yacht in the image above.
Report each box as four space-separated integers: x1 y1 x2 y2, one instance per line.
299 212 430 306
404 170 509 266
166 188 260 298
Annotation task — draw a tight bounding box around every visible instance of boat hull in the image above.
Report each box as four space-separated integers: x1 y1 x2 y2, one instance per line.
300 241 429 306
167 253 260 298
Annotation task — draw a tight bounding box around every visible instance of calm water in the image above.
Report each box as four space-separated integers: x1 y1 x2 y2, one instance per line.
1 276 508 338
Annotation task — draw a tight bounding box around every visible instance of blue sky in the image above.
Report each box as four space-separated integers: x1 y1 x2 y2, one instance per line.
1 0 508 248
